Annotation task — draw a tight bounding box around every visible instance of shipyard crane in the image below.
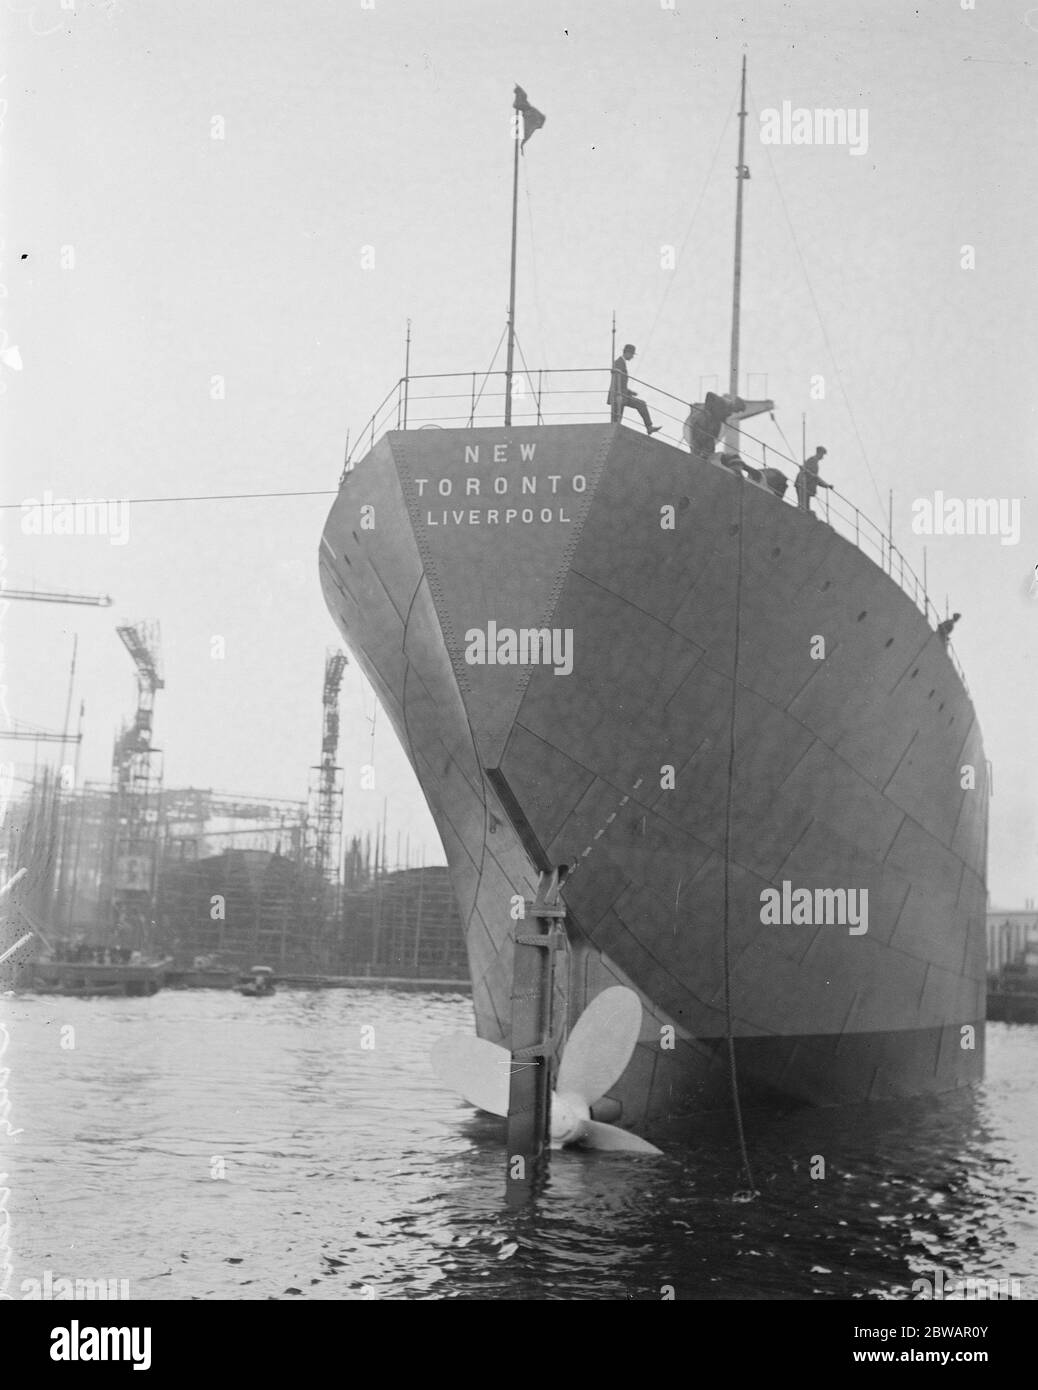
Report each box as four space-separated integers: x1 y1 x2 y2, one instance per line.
112 620 164 800
116 622 164 706
304 649 348 887
4 585 113 606
0 727 82 743
103 622 165 947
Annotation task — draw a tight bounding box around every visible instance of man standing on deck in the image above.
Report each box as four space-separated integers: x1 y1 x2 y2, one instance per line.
796 446 832 513
608 344 662 435
689 390 748 460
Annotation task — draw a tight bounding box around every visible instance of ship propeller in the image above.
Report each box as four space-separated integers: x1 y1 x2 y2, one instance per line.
431 985 662 1155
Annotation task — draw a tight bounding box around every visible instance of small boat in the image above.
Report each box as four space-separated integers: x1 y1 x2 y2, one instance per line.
987 987 1038 1024
987 946 1038 1024
236 965 276 997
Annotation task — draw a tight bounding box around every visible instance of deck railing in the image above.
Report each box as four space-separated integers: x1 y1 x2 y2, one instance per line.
340 367 969 694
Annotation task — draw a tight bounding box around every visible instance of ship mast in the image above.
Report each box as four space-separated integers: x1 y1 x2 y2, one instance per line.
505 117 520 427
729 56 748 401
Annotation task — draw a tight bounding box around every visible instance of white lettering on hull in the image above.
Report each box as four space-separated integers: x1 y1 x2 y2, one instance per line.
425 508 572 526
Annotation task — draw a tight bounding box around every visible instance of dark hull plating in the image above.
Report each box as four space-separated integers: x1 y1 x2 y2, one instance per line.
320 425 987 1129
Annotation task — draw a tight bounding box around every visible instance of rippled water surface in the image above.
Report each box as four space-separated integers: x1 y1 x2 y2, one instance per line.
4 989 1036 1300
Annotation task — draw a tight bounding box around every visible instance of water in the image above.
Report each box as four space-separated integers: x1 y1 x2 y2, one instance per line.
3 989 1036 1300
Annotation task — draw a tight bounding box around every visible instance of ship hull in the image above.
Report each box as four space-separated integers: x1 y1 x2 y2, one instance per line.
320 425 987 1128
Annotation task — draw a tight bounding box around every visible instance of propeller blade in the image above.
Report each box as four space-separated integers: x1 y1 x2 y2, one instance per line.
557 985 643 1104
577 1119 663 1155
430 1033 510 1117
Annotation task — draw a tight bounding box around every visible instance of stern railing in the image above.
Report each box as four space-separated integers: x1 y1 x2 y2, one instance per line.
339 367 969 694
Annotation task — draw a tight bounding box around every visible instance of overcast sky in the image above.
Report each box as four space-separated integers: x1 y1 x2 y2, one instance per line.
3 0 1035 903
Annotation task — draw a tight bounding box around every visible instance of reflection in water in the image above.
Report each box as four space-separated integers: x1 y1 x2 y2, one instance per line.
4 990 1036 1300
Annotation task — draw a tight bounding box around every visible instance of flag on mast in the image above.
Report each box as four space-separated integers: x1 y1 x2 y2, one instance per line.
513 85 546 150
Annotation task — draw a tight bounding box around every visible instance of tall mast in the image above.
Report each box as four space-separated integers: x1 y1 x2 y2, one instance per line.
504 115 520 426
504 87 545 425
729 56 748 402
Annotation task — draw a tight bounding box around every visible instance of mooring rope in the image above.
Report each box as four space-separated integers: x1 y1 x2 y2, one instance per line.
722 481 758 1200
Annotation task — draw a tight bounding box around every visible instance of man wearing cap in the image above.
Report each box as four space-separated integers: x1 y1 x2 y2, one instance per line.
796 446 832 513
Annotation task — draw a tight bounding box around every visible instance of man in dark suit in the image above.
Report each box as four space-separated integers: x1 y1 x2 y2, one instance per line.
607 344 661 434
689 390 747 460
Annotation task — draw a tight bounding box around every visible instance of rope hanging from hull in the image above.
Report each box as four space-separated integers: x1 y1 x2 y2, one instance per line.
722 481 758 1201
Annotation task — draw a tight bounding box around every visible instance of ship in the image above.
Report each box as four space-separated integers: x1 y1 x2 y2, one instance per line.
20 945 169 997
318 68 987 1135
986 911 1038 1025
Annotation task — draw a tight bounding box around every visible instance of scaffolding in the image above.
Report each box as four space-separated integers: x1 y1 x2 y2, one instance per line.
338 860 468 977
155 847 320 971
4 761 469 978
161 788 305 862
